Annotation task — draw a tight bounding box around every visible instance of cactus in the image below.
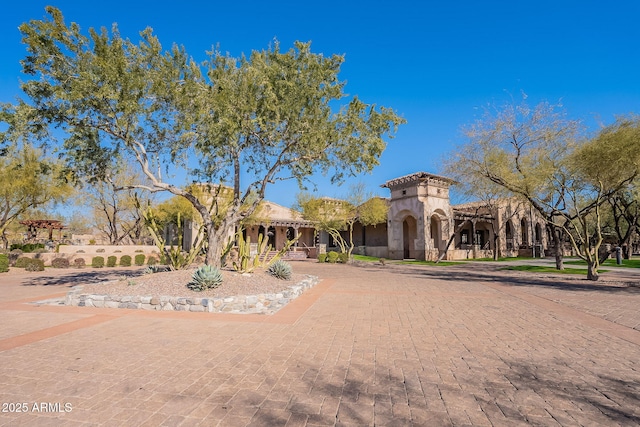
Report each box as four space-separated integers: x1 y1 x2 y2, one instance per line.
187 265 223 292
267 260 292 280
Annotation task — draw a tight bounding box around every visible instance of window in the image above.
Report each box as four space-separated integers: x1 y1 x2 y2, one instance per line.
461 230 469 244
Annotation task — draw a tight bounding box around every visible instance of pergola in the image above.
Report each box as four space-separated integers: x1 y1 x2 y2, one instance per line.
19 219 66 242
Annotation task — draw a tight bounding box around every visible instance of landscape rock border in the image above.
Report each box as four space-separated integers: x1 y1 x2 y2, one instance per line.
65 275 319 314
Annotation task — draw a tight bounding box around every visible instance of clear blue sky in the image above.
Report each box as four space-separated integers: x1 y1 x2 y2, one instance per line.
2 1 640 209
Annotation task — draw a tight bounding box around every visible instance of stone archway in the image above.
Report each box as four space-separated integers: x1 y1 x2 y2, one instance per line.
402 216 417 259
430 214 441 251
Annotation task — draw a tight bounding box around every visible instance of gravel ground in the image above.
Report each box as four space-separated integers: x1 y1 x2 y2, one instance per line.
80 267 308 298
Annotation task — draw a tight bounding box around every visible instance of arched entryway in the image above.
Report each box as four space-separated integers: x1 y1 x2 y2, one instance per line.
402 216 417 259
430 214 441 251
521 218 529 247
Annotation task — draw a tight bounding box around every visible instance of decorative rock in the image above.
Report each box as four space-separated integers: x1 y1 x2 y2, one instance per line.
65 275 319 315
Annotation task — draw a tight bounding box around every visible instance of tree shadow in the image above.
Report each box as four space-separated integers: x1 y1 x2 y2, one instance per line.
20 268 146 287
359 263 640 294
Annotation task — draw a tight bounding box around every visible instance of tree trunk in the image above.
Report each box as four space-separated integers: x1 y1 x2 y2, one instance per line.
552 226 564 270
586 262 599 281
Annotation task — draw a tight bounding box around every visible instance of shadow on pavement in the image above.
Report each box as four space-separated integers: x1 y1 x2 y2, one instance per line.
19 268 146 287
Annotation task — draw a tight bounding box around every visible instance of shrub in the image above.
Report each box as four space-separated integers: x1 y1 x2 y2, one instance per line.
147 256 158 265
92 256 105 268
134 254 145 266
267 260 292 280
143 264 167 274
187 265 223 291
51 258 70 268
89 239 96 245
317 253 328 263
96 248 105 253
134 249 143 253
15 257 32 268
73 258 86 268
327 251 339 263
106 256 117 267
120 255 132 267
0 254 8 273
338 252 350 263
25 259 45 272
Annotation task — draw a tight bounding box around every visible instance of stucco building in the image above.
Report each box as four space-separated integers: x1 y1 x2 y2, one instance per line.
183 172 549 260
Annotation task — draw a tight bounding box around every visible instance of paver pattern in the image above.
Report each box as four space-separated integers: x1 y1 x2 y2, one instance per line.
1 261 639 426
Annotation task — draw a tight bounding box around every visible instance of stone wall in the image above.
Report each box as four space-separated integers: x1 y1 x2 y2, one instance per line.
66 275 319 315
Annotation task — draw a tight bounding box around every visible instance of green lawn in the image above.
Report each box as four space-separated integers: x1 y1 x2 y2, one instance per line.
396 260 463 266
351 255 383 262
500 265 609 275
564 258 640 268
472 256 535 262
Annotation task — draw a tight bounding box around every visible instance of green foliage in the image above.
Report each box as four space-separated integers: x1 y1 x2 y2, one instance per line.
106 256 117 267
120 255 132 267
327 251 339 263
14 257 31 268
337 252 350 263
143 264 167 274
267 260 293 280
232 228 300 273
51 258 70 268
24 259 45 271
147 256 158 265
92 256 105 268
134 254 145 266
17 8 403 267
10 243 45 253
317 253 328 263
73 258 86 268
142 208 203 270
187 265 223 292
0 254 8 272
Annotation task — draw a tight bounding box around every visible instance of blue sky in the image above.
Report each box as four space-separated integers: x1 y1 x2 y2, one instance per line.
2 1 640 208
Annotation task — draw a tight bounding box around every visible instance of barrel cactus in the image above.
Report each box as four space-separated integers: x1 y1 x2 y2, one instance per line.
187 265 223 291
267 260 292 280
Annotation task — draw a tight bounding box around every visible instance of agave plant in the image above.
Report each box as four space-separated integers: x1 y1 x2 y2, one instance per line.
187 265 223 291
267 260 292 280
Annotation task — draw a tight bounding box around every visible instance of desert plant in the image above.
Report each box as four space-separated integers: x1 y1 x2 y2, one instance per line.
73 258 86 268
106 256 117 267
232 228 300 273
187 265 223 291
51 258 70 268
327 251 339 263
92 256 105 268
317 253 328 263
267 260 292 280
25 259 45 271
120 255 132 267
0 254 8 273
338 252 349 263
147 256 158 265
96 248 105 253
14 256 32 268
143 264 167 274
134 254 145 266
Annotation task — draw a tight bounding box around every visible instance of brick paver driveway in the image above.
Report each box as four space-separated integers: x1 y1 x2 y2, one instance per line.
1 261 639 426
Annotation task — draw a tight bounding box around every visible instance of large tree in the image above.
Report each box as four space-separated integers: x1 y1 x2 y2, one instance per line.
444 98 581 270
19 7 404 266
0 104 71 249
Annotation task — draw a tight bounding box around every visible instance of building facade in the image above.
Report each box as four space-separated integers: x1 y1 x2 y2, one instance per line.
182 172 549 260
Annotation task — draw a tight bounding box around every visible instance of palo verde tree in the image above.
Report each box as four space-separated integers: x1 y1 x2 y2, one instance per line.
443 98 581 270
559 116 640 280
296 183 388 257
0 104 71 249
19 7 404 266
